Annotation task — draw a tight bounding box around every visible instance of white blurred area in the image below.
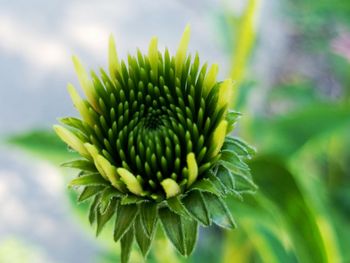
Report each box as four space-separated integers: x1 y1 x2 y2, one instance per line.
0 0 235 134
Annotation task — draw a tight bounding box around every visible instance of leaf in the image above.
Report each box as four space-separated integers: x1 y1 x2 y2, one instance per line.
167 196 191 218
134 215 154 257
96 198 118 236
222 137 256 158
140 202 158 237
182 217 198 256
78 186 104 202
121 224 134 263
99 186 122 213
220 150 249 171
114 204 138 242
159 207 199 256
206 170 226 195
89 194 101 225
216 165 235 193
121 194 147 205
59 116 86 131
189 178 221 196
159 207 185 255
69 173 109 187
183 191 211 226
254 103 350 157
61 159 97 172
202 192 236 229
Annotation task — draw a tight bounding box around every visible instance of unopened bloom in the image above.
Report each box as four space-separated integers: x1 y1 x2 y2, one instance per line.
54 25 256 263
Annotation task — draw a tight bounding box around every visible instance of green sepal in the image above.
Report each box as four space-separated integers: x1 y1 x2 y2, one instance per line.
121 194 147 205
59 117 87 132
96 198 118 236
61 159 97 172
189 178 221 196
134 214 154 257
206 170 226 196
120 224 134 263
220 150 249 171
183 191 211 226
222 137 256 158
166 196 192 219
216 165 235 193
69 173 109 187
100 186 122 213
202 192 236 229
234 173 258 193
140 202 158 237
114 204 138 242
159 207 199 256
182 217 198 256
78 186 104 202
89 194 101 225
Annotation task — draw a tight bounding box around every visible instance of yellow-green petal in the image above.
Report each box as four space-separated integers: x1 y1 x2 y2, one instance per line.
96 155 123 191
108 34 121 81
148 36 158 80
161 178 181 199
117 168 143 196
211 120 228 157
203 64 219 97
67 83 94 126
175 24 191 77
186 153 198 187
72 56 100 112
217 79 233 109
53 125 89 157
84 143 108 179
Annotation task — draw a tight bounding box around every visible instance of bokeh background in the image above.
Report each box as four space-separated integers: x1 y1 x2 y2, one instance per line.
1 0 350 262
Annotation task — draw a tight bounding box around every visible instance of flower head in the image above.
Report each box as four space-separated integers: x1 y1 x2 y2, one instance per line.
54 25 256 262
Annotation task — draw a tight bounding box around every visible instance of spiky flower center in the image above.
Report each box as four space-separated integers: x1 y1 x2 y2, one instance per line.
54 26 256 263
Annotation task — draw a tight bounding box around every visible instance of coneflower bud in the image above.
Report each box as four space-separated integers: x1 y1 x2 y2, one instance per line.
54 25 256 263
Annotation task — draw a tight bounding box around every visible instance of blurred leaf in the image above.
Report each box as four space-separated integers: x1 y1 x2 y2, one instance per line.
254 102 350 157
6 130 77 163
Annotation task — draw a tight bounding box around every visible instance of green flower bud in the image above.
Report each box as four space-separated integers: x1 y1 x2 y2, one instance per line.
54 25 256 263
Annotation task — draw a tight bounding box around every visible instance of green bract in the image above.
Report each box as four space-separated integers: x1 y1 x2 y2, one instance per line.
54 25 256 262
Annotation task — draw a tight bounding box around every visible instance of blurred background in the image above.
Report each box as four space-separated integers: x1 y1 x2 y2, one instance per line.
1 0 350 262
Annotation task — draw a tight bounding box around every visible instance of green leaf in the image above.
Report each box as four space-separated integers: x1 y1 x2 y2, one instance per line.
69 173 109 187
206 170 226 195
59 117 86 131
134 215 154 257
189 178 221 196
159 207 199 256
167 196 191 218
183 191 211 226
220 150 249 171
61 159 97 172
121 224 134 263
222 136 255 158
96 198 118 236
202 192 236 229
216 165 235 193
226 110 241 127
100 187 122 213
140 202 158 237
159 207 185 255
121 195 147 205
78 186 104 202
182 217 198 256
114 204 138 242
89 194 101 225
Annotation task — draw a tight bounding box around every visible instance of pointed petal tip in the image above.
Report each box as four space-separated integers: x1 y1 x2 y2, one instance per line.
161 178 181 199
